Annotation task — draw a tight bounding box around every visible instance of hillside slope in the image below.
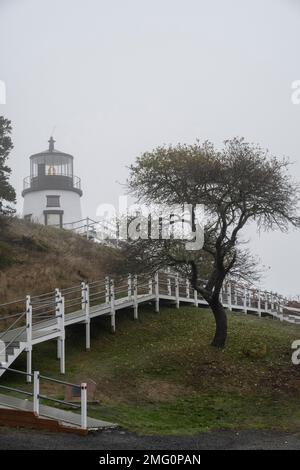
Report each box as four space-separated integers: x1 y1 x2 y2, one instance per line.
4 305 300 435
0 218 121 303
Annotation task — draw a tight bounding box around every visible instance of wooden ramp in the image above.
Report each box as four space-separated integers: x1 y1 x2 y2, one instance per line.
0 272 290 381
0 393 116 434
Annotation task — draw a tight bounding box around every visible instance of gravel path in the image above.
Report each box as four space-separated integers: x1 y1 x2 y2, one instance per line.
1 427 300 450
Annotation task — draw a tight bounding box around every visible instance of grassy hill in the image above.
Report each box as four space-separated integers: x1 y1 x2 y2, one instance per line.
0 218 121 304
1 218 300 435
3 305 300 435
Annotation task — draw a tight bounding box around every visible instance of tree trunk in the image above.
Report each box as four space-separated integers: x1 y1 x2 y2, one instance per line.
209 299 227 348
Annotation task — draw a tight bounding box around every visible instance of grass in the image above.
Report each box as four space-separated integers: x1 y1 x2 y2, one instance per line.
3 304 300 435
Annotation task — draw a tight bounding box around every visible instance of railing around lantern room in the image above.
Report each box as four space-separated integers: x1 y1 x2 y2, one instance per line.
23 174 82 192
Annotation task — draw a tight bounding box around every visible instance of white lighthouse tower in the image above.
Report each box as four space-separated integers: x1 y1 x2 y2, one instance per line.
22 137 82 228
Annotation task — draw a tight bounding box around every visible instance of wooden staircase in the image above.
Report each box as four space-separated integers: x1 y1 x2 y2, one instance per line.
0 341 26 378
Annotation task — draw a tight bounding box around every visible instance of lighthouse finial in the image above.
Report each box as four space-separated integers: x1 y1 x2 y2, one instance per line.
48 136 55 152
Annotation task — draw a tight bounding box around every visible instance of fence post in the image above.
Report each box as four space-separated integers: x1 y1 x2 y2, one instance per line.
175 273 180 309
25 295 32 383
148 276 153 295
194 288 198 307
257 289 261 317
80 382 88 430
55 289 65 374
167 275 172 297
60 294 65 374
279 296 283 314
271 292 274 311
186 279 190 299
219 286 223 304
56 338 61 359
86 217 89 240
243 287 247 314
133 275 138 320
227 280 232 311
155 272 159 313
81 281 86 311
33 370 40 416
234 284 238 307
105 276 110 304
110 279 116 333
264 291 268 312
274 294 278 312
55 289 61 360
279 296 284 320
85 282 90 350
128 274 132 300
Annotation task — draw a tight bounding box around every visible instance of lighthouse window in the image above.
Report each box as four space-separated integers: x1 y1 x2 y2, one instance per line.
46 195 60 207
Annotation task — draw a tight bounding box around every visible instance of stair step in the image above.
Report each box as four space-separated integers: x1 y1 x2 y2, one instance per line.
4 342 20 348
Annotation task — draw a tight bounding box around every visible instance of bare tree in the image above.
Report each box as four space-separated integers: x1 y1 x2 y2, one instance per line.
123 137 300 347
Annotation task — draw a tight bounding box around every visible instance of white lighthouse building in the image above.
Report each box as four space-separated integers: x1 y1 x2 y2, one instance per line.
22 137 82 228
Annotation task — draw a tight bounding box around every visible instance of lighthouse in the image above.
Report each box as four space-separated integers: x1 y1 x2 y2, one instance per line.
22 137 82 228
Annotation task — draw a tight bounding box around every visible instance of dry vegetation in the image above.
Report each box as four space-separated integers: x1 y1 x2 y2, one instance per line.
0 217 122 304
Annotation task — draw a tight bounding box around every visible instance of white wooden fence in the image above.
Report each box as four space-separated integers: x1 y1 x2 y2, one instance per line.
0 271 291 384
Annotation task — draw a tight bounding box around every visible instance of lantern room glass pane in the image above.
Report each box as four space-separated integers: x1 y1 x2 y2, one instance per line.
30 155 73 177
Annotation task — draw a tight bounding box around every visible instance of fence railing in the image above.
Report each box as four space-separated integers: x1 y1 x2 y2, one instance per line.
0 366 88 429
51 217 119 244
0 271 290 385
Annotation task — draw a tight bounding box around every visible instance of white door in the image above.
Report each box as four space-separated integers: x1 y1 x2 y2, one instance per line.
46 213 61 227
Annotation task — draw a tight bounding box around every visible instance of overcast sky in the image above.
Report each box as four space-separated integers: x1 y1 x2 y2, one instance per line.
0 0 300 296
